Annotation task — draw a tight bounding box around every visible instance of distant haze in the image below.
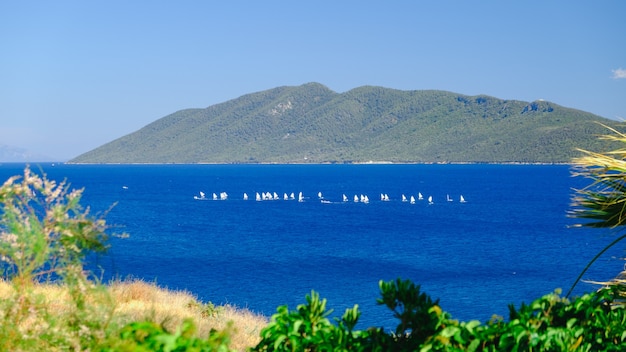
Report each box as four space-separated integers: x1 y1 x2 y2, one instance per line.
0 144 56 163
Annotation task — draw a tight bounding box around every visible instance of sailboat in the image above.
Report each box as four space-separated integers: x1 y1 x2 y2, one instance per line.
284 193 289 201
354 195 359 202
318 192 323 199
446 194 453 202
410 195 416 204
255 192 262 201
418 192 423 200
194 191 206 200
298 192 304 202
401 194 407 202
460 195 467 203
212 193 218 200
243 193 248 200
343 194 348 202
290 192 295 200
428 196 433 204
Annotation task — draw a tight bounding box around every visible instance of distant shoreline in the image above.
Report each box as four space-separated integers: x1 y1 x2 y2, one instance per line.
58 161 572 166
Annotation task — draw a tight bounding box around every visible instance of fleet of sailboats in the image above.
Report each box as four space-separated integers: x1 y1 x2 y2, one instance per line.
193 190 467 204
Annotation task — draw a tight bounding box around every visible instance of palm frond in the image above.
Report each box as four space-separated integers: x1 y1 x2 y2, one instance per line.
570 126 626 228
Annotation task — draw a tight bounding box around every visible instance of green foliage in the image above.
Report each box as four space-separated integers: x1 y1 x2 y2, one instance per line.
109 319 233 352
0 166 109 285
253 291 367 351
69 83 619 164
252 280 626 351
0 166 117 350
187 300 223 318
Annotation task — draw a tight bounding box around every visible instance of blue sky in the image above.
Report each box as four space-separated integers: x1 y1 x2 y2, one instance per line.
1 1 624 160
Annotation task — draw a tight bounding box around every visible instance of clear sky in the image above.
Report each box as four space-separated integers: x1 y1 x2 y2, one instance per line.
1 1 624 160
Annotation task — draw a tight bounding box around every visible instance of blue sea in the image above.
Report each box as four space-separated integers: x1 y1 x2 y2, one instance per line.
0 163 623 329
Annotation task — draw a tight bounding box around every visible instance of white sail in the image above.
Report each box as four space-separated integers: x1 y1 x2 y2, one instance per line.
418 192 423 200
363 195 370 203
243 193 248 200
284 193 289 200
460 195 467 203
220 192 228 200
318 191 323 199
290 192 295 200
298 192 304 202
402 194 407 202
343 194 348 202
446 194 452 202
256 192 261 201
428 195 433 204
410 195 415 204
354 195 359 202
383 194 389 201
273 192 279 200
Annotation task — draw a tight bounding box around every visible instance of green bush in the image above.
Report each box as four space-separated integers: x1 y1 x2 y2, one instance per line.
108 319 233 352
252 280 626 351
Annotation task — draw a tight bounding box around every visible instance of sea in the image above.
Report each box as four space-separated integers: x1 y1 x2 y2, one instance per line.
0 163 624 330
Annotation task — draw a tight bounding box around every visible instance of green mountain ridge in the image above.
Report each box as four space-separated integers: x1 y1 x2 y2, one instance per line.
70 82 621 164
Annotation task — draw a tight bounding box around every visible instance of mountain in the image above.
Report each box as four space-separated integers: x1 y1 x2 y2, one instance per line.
70 83 621 164
0 144 55 162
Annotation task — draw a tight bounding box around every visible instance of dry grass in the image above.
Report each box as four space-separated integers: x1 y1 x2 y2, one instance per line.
0 279 268 351
108 279 267 350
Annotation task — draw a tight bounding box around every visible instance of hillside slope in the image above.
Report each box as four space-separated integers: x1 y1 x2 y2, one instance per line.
70 83 620 163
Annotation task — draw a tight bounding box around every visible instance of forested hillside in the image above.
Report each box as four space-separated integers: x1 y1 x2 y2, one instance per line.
70 83 621 163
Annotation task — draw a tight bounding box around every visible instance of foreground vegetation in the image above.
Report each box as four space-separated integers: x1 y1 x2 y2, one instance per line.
5 123 626 350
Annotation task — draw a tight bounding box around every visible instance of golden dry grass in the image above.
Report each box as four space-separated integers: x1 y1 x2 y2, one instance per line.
0 279 268 351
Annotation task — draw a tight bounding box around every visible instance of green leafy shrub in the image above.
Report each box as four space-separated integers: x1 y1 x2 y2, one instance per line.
252 280 626 351
0 166 115 350
110 319 233 352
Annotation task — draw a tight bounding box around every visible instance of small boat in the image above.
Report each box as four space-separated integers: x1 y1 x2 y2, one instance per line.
460 195 467 203
401 194 407 202
410 195 416 204
213 193 218 200
284 193 289 201
318 191 323 199
194 191 206 200
256 192 262 201
428 196 433 205
298 192 304 202
418 192 423 200
446 194 453 202
290 192 295 200
343 194 348 202
354 195 359 202
220 192 228 200
363 195 370 203
243 193 248 200
273 192 279 200
383 194 389 201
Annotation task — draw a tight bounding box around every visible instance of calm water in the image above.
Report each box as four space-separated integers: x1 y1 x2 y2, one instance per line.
0 163 623 329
